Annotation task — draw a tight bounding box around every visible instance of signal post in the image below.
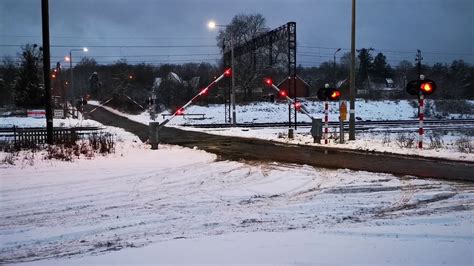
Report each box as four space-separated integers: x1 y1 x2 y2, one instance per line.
406 74 437 149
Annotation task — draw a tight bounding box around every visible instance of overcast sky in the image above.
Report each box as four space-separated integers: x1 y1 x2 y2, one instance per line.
1 0 473 68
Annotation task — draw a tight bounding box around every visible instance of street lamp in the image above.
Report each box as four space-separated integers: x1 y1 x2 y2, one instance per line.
349 0 356 140
208 20 236 126
68 47 88 98
333 48 341 86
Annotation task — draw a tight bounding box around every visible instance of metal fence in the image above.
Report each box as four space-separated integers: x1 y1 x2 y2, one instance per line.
0 126 102 147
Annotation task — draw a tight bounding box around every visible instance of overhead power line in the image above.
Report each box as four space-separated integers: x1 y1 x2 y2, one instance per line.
298 45 473 57
0 44 216 48
0 34 215 40
50 53 220 59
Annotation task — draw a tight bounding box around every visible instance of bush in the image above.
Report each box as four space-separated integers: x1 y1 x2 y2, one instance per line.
455 136 472 153
88 133 115 154
1 152 15 165
396 133 416 148
428 132 444 149
2 132 116 165
382 132 391 146
45 145 75 161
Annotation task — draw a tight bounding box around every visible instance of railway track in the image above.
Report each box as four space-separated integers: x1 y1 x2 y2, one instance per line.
182 119 474 129
182 119 474 133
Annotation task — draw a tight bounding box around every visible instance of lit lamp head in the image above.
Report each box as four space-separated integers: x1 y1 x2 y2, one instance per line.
208 21 217 29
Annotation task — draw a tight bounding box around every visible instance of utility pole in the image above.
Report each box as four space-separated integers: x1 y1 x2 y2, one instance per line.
69 51 73 98
349 0 356 140
333 48 341 86
231 37 236 126
41 0 53 144
416 49 423 78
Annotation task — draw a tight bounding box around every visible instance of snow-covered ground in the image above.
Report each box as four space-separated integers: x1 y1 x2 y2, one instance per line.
0 116 102 128
1 124 473 265
91 99 474 162
1 103 473 265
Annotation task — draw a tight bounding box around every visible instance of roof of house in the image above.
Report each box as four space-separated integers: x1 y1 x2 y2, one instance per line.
276 75 311 88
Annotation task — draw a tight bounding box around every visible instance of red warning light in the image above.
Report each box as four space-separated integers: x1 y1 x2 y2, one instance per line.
421 82 433 93
294 101 302 110
279 90 287 97
224 68 232 77
264 78 273 86
176 108 184 115
200 87 209 95
329 90 341 101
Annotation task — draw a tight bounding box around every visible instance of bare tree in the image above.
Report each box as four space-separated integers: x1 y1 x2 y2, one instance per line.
216 13 271 101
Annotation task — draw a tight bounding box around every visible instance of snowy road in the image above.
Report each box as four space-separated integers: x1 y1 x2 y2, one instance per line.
1 137 473 265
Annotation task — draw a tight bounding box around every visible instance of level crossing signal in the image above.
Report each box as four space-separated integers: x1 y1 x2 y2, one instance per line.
406 79 436 96
317 87 341 101
51 62 61 79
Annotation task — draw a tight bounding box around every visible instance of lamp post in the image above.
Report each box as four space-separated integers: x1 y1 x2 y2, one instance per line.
208 21 236 126
66 47 88 98
349 0 356 140
333 48 341 86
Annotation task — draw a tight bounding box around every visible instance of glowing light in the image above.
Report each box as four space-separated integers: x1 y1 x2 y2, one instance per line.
208 21 216 29
129 75 133 79
330 90 341 100
421 82 432 93
176 108 184 115
224 68 232 77
83 47 88 52
294 101 302 110
264 78 273 86
279 90 287 97
64 56 70 62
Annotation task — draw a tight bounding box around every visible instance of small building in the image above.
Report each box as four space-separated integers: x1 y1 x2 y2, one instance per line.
167 72 182 84
275 76 310 97
385 78 395 88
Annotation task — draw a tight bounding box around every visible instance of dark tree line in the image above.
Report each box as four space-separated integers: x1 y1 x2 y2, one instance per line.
298 48 473 100
0 44 45 107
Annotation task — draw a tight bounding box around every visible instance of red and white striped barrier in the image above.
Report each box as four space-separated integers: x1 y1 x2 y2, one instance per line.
324 101 329 144
159 68 231 128
418 93 424 149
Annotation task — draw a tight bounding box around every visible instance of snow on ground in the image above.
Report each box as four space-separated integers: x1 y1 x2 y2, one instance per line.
1 124 473 265
98 99 421 125
1 105 472 265
0 116 102 128
89 100 474 162
99 99 473 126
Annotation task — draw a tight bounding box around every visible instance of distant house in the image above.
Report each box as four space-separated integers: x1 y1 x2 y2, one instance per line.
385 78 395 88
167 72 182 84
164 72 199 89
275 76 311 97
